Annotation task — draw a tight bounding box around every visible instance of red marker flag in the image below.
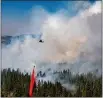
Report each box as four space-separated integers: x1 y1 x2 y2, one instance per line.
29 67 36 97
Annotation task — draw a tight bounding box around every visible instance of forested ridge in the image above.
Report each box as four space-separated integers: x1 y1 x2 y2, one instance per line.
1 68 102 97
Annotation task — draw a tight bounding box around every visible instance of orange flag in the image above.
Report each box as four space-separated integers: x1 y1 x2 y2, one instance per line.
29 67 36 97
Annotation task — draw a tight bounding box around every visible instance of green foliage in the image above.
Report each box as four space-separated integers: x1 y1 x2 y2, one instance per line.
1 68 102 97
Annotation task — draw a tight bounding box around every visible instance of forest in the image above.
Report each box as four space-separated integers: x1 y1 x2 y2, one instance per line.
1 68 102 97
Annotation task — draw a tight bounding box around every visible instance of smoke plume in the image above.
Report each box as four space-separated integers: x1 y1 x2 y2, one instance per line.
2 1 102 89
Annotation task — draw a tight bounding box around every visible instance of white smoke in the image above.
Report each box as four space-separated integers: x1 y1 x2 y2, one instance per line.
2 1 102 86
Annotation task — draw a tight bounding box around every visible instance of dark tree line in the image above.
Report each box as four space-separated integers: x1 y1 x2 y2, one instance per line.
1 68 102 97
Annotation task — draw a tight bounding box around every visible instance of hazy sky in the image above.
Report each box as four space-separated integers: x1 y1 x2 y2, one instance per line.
2 0 96 36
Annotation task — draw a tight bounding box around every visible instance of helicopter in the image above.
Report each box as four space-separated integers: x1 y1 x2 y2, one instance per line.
39 39 44 43
38 33 44 43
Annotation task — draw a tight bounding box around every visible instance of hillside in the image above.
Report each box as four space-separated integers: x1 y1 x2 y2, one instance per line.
1 68 102 97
